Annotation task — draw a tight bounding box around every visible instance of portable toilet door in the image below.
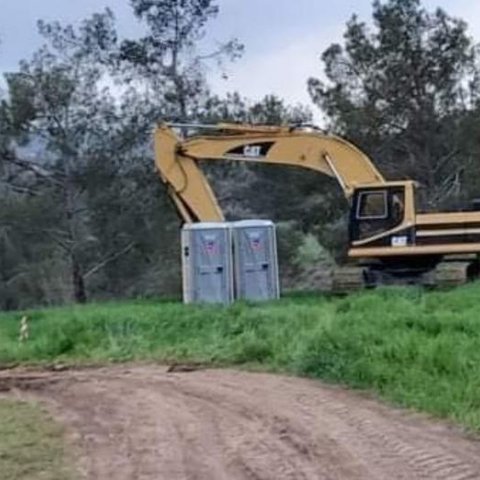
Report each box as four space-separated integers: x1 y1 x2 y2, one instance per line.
232 220 280 301
181 223 234 304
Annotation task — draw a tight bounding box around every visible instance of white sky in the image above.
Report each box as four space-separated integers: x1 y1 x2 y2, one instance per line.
1 0 480 112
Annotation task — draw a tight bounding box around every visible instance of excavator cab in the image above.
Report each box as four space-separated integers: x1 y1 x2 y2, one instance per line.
349 181 416 247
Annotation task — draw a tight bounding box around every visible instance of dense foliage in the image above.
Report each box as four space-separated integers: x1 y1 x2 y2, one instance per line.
2 0 480 308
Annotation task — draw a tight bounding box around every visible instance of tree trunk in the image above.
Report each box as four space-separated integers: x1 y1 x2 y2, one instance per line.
72 258 87 303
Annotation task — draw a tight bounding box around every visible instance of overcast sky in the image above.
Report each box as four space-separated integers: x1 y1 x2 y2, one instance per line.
1 0 480 111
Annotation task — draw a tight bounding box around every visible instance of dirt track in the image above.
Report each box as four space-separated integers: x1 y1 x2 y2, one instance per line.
2 365 480 480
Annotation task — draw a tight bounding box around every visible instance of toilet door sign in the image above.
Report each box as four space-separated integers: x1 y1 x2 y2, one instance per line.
203 235 220 255
248 232 263 250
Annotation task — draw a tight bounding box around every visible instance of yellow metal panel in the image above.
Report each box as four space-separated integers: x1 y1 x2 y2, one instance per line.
416 211 480 226
183 131 385 197
154 125 224 223
349 243 480 258
416 228 480 237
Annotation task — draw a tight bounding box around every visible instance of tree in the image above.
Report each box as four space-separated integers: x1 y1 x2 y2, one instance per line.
1 11 141 304
308 0 480 207
117 0 243 120
0 1 245 308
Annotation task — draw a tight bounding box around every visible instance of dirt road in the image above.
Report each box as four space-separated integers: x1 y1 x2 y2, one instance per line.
2 365 480 480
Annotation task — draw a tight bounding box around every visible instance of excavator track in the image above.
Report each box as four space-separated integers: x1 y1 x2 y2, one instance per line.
332 258 479 293
332 267 366 293
432 261 477 288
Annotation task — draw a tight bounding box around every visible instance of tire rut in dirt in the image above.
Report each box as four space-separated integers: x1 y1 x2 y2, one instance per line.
2 366 480 480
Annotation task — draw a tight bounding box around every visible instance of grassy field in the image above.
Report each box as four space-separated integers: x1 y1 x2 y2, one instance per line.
2 286 480 431
0 399 73 480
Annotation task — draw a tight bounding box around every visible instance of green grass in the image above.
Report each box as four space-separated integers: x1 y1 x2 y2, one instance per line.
2 285 480 431
0 399 73 480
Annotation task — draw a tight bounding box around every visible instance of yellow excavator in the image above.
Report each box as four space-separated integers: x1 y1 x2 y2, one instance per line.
154 122 480 290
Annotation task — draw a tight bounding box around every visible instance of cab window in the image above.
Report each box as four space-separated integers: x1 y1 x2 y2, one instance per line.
356 191 387 219
351 188 406 242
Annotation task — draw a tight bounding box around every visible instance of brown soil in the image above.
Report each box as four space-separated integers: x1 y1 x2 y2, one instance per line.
2 365 480 480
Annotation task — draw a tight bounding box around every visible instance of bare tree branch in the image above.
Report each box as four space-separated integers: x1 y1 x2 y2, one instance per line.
0 180 40 196
2 153 64 186
84 241 135 279
43 229 74 253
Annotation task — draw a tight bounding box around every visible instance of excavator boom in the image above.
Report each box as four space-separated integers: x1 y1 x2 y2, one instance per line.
154 123 385 223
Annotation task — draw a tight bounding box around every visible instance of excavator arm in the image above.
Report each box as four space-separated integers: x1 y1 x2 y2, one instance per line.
154 123 385 223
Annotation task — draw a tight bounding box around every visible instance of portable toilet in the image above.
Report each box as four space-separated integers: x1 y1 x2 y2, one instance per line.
232 220 280 301
181 223 234 304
